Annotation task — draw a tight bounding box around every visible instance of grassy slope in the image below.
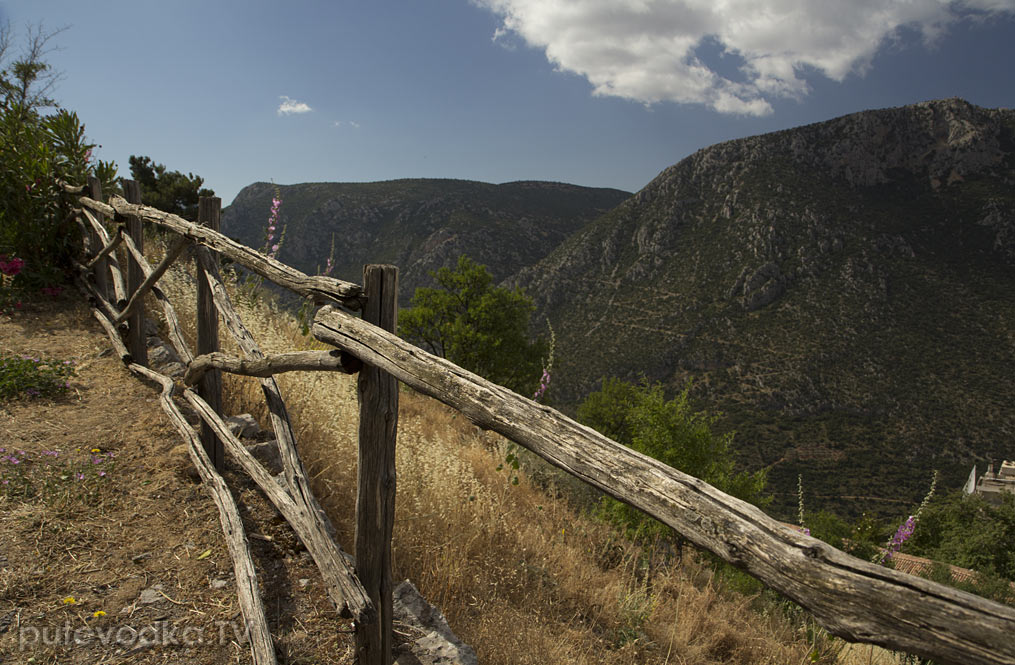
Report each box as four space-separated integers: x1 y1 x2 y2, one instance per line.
155 256 838 665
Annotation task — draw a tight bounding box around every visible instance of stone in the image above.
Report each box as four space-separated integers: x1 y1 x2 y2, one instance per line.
392 580 477 665
245 440 282 474
226 414 261 439
138 585 165 605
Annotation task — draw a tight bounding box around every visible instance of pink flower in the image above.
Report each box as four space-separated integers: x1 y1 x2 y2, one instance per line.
0 255 25 276
271 244 280 254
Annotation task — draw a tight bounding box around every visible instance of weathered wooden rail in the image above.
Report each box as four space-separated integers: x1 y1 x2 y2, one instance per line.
65 180 1015 665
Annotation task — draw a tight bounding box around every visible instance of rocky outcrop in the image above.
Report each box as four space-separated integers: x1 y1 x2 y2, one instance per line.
514 99 1015 519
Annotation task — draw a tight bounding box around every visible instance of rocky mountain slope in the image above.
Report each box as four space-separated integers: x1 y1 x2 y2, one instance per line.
221 179 629 305
513 98 1015 518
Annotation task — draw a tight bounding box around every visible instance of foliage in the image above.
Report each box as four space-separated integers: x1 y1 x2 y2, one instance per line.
128 155 214 222
906 489 1015 582
577 377 768 539
0 351 76 401
399 255 546 395
0 23 117 294
921 561 1015 607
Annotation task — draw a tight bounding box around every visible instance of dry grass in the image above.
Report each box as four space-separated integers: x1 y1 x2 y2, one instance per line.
157 254 852 665
0 236 921 664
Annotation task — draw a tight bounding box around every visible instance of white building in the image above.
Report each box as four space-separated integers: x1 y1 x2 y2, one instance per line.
964 460 1015 505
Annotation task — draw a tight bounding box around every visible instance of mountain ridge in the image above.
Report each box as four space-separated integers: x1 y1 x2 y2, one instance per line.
221 178 630 305
514 98 1015 518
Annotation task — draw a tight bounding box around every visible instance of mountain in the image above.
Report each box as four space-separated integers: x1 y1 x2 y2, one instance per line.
221 179 630 305
513 98 1015 519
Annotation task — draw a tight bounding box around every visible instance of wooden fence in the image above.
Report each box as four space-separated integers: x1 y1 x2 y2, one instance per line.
62 179 1015 665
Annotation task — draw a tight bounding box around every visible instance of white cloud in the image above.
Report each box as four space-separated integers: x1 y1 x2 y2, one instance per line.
277 96 313 116
473 0 1015 115
333 120 361 128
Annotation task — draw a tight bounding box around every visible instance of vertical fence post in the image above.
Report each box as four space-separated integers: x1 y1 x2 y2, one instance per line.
355 264 399 665
197 196 225 471
86 175 110 301
119 180 147 366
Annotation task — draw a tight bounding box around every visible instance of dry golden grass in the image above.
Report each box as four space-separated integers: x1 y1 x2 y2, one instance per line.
156 254 853 665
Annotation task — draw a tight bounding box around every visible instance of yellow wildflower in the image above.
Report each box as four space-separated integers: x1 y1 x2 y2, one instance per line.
62 596 75 605
92 610 106 618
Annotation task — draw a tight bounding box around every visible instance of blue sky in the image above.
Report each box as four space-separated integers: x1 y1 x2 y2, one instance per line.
3 0 1015 206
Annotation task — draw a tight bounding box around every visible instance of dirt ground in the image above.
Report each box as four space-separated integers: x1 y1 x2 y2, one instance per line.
0 294 356 664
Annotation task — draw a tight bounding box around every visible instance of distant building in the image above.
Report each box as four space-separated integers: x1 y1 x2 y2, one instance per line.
964 461 1015 505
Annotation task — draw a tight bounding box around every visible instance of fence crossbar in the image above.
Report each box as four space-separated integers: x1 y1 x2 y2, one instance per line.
80 206 128 307
183 349 361 386
127 363 278 665
311 304 1015 665
77 195 364 310
194 250 375 624
84 295 277 665
85 231 122 270
114 234 189 325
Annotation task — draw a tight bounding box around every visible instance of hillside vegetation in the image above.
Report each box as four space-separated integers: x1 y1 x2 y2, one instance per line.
513 98 1015 519
221 179 629 307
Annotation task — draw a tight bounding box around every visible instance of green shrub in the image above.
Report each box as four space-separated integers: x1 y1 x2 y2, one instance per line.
0 26 118 295
578 377 769 540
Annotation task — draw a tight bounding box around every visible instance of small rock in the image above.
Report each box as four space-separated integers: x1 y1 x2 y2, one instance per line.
245 440 282 474
138 585 165 605
210 579 230 590
393 580 476 665
226 414 261 439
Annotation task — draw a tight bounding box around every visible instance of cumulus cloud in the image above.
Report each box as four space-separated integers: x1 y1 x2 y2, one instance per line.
277 96 313 116
473 0 1015 115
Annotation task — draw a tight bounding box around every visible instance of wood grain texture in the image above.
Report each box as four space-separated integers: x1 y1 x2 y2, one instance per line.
81 194 363 310
119 181 147 367
127 363 278 665
355 265 399 665
195 251 375 625
312 304 1015 665
197 196 225 471
183 350 361 386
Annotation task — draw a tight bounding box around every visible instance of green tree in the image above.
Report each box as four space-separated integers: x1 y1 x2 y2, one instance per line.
128 155 214 221
0 22 117 290
399 255 546 395
577 377 768 539
907 490 1015 582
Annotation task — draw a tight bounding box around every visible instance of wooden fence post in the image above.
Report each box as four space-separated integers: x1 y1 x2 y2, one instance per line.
197 196 225 471
355 264 399 665
86 175 110 301
119 180 147 366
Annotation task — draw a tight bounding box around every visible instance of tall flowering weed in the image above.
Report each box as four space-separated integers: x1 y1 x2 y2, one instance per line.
532 321 556 401
242 186 287 302
875 470 938 565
